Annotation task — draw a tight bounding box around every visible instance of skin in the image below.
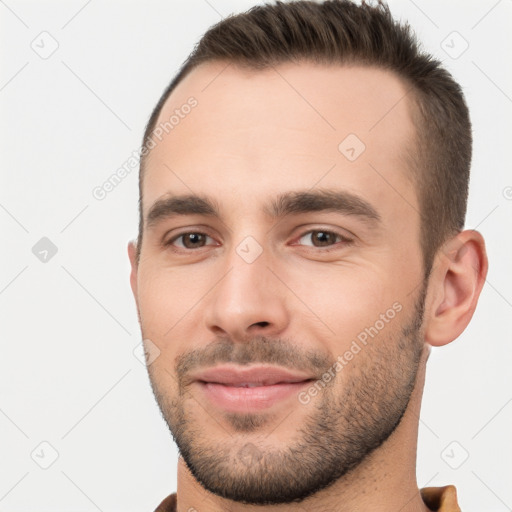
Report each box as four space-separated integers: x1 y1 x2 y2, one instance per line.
128 61 488 512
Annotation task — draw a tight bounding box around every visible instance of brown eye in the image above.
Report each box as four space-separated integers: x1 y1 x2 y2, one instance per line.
169 232 212 249
298 230 344 248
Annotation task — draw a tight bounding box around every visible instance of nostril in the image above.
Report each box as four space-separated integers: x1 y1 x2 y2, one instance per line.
252 321 270 328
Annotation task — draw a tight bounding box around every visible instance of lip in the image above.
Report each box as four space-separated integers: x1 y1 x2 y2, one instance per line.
191 365 315 412
191 364 314 386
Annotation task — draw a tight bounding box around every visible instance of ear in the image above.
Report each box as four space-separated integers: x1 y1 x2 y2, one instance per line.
127 239 139 300
424 229 488 347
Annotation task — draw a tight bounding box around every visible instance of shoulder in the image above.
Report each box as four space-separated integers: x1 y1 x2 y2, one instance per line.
420 485 461 512
154 492 177 512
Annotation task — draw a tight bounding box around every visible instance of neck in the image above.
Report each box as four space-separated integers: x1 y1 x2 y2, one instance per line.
176 346 432 512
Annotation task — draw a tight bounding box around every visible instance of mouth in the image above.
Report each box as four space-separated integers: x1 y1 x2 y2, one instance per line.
191 365 315 412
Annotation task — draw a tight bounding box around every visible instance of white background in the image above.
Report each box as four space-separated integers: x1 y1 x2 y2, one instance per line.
0 1 511 510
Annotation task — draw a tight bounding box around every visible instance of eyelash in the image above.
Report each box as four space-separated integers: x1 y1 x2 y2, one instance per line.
164 229 353 253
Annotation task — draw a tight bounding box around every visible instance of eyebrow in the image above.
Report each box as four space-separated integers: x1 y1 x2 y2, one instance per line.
145 189 381 229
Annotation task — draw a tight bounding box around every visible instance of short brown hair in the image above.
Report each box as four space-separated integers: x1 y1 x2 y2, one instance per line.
137 0 472 276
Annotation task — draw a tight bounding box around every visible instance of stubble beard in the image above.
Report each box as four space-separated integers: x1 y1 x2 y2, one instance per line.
145 286 427 505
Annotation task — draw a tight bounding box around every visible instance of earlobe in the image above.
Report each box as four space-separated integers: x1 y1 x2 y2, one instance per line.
424 230 488 347
127 240 139 299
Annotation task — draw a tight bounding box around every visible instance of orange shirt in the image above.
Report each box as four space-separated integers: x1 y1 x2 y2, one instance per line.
154 485 461 511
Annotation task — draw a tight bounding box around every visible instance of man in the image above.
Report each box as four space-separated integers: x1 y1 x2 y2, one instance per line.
127 1 488 510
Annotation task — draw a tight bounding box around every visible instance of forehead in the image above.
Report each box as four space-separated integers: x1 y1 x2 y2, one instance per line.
142 61 418 224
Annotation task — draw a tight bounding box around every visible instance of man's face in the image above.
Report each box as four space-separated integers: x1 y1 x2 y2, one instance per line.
130 62 428 504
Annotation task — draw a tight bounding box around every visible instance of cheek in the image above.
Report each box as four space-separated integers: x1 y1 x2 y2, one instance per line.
139 257 200 297
285 262 403 350
136 272 184 377
136 266 186 336
136 263 218 361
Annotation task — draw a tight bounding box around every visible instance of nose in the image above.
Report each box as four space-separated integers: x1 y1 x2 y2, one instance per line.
203 243 290 342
